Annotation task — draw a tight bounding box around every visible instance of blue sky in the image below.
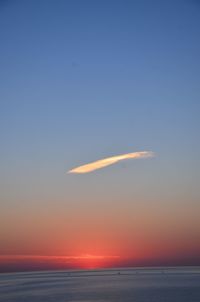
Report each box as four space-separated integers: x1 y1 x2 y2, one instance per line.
1 0 200 197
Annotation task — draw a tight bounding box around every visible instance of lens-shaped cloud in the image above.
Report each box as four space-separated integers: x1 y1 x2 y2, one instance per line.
68 151 154 174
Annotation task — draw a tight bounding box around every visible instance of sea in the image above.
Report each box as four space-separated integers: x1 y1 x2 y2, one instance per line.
0 267 200 302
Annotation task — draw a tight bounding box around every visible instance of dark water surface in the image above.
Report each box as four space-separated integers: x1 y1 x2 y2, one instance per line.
0 267 200 302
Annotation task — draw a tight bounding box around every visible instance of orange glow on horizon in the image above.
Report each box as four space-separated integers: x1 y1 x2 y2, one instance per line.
0 248 200 272
0 254 121 270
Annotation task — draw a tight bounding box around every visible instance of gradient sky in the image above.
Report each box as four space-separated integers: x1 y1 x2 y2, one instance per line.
0 0 200 272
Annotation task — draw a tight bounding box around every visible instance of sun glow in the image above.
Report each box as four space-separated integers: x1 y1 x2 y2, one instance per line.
0 254 120 270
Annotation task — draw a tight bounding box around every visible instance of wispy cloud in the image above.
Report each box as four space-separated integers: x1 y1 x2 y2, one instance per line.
68 151 154 174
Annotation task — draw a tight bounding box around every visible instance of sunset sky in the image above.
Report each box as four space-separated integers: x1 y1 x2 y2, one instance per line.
0 0 200 272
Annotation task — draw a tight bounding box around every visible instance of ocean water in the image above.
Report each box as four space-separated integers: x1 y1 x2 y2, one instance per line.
0 267 200 302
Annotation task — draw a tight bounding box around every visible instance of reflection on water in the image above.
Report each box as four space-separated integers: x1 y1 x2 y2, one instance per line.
0 267 200 302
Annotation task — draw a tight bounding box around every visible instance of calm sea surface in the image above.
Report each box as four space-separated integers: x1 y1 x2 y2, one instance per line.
0 267 200 302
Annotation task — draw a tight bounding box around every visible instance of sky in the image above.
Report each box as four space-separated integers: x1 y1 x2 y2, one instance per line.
0 0 200 272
